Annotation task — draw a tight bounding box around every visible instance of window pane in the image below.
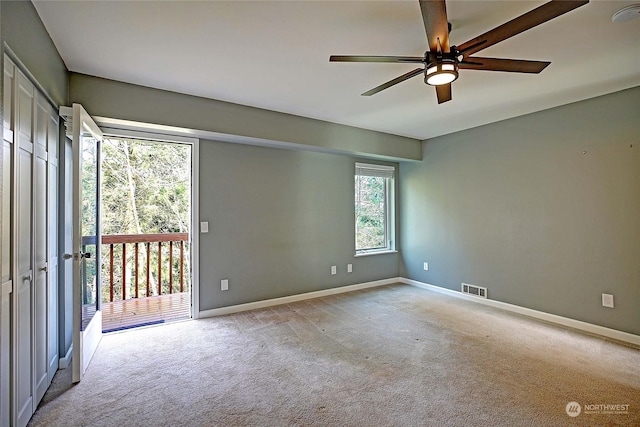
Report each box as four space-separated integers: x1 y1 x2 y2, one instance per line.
355 175 386 250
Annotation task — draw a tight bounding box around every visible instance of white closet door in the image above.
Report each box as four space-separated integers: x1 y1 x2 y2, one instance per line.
47 110 60 384
33 93 50 404
15 70 35 427
1 56 16 427
4 55 60 427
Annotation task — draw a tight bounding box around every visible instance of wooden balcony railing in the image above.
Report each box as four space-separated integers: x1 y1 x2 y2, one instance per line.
101 233 190 302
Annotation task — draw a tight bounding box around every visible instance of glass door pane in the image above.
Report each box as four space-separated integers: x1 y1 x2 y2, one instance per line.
80 130 99 330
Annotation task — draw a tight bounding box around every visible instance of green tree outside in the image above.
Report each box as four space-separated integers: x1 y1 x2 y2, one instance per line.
355 175 387 250
100 138 192 302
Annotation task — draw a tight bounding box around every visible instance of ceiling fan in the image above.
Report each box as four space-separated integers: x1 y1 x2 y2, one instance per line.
330 0 589 104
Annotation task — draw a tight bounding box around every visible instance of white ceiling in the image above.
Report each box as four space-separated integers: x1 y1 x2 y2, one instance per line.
33 0 640 140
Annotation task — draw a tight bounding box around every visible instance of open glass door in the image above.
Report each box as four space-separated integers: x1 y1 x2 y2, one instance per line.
61 104 103 382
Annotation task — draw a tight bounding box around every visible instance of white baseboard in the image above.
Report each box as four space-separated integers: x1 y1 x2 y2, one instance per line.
400 278 640 347
59 345 72 369
199 277 399 319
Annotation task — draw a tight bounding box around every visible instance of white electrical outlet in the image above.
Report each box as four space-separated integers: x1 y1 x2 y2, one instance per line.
602 293 614 308
221 279 229 291
331 266 337 275
423 262 429 271
347 264 353 273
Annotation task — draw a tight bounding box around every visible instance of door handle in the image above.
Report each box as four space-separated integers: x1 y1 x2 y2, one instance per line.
23 273 33 282
63 252 92 260
40 265 48 272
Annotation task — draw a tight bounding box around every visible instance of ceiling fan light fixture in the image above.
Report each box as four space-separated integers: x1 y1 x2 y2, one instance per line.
425 59 458 86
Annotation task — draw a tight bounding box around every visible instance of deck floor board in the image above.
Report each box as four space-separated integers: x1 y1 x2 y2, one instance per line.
101 292 190 332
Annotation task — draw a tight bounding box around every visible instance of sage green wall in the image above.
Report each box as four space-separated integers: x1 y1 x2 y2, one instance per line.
198 139 399 311
400 86 640 335
1 0 68 107
68 71 408 312
69 73 421 161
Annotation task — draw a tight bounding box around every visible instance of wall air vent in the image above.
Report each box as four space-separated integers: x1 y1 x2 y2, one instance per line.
461 283 487 299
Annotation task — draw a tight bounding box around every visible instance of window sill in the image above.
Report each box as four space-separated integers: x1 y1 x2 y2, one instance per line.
354 250 398 258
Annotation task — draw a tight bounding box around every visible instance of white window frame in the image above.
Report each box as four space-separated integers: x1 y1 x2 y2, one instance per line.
354 162 396 256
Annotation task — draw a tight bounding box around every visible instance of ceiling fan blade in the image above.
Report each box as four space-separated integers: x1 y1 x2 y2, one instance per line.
330 55 424 63
459 57 550 73
457 1 589 57
419 0 450 53
362 68 424 96
435 83 452 104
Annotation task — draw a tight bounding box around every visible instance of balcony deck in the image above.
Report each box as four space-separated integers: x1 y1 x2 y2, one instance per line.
101 292 190 333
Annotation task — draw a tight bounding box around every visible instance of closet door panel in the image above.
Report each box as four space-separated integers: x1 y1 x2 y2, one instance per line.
1 56 16 427
47 112 59 382
1 138 13 427
34 155 48 401
15 69 35 427
33 96 49 403
15 147 33 427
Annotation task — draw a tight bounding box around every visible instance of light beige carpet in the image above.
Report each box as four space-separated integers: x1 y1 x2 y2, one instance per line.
29 283 639 426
